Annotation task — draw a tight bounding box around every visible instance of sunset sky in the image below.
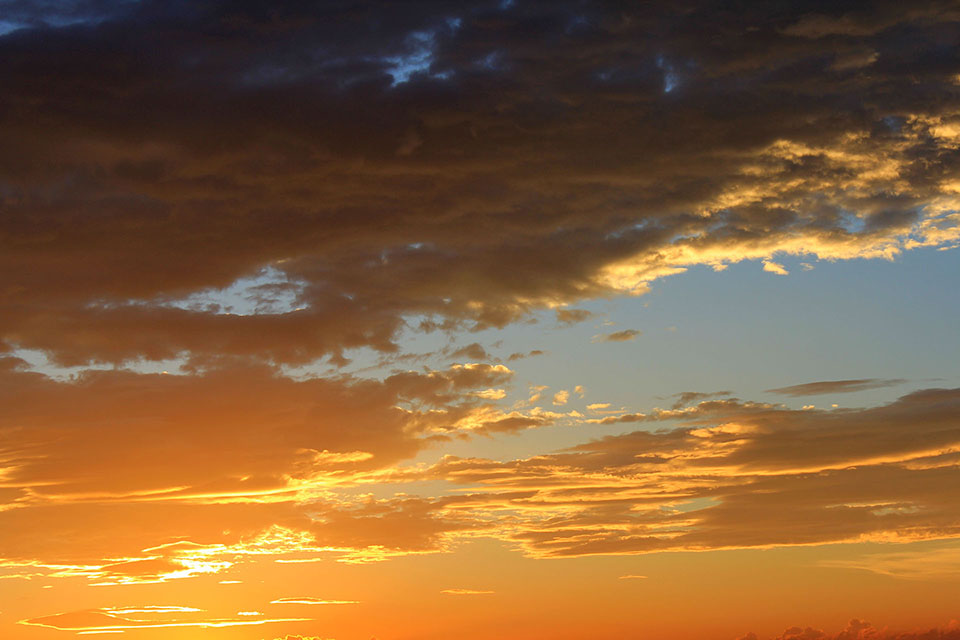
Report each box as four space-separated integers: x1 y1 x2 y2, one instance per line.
2 1 960 639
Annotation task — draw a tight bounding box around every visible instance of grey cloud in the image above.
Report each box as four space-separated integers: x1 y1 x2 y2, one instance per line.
446 342 490 361
767 378 907 396
592 329 641 343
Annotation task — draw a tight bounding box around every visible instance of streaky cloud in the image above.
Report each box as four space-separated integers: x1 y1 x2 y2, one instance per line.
767 379 908 396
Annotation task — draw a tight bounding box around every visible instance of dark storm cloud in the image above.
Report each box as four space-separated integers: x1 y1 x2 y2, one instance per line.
1 0 959 364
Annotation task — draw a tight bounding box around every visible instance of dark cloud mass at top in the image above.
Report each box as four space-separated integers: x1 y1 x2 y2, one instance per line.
1 0 959 365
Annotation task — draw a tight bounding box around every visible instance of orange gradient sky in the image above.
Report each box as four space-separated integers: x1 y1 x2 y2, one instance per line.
2 1 960 639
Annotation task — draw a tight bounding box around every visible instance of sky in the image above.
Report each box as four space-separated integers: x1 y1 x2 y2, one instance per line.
1 1 960 639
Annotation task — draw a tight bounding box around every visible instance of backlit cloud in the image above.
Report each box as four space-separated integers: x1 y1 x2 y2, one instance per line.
427 388 960 557
762 260 790 276
1 1 958 367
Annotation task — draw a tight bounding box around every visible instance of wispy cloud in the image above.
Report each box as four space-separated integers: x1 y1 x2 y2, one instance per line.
270 598 359 606
767 379 907 396
20 609 311 633
592 329 641 343
819 545 960 579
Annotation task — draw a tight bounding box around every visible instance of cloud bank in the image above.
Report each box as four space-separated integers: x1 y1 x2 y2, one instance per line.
1 0 959 366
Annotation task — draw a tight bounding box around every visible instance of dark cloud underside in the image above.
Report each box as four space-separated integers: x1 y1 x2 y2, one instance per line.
0 0 958 364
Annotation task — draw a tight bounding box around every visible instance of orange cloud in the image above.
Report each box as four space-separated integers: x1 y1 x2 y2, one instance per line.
425 388 960 557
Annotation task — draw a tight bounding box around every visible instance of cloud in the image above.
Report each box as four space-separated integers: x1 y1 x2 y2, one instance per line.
102 607 203 615
2 4 960 633
592 329 641 343
270 598 359 605
4 358 518 461
553 390 570 405
471 388 507 400
739 619 960 640
0 1 957 366
0 356 546 576
426 387 960 558
670 390 733 410
440 589 495 595
768 379 908 396
19 608 311 633
818 545 960 579
508 349 545 361
555 308 595 326
763 260 789 275
0 361 509 502
447 342 490 362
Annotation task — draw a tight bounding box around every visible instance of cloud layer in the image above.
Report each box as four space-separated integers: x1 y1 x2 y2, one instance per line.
425 388 960 558
1 0 959 365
